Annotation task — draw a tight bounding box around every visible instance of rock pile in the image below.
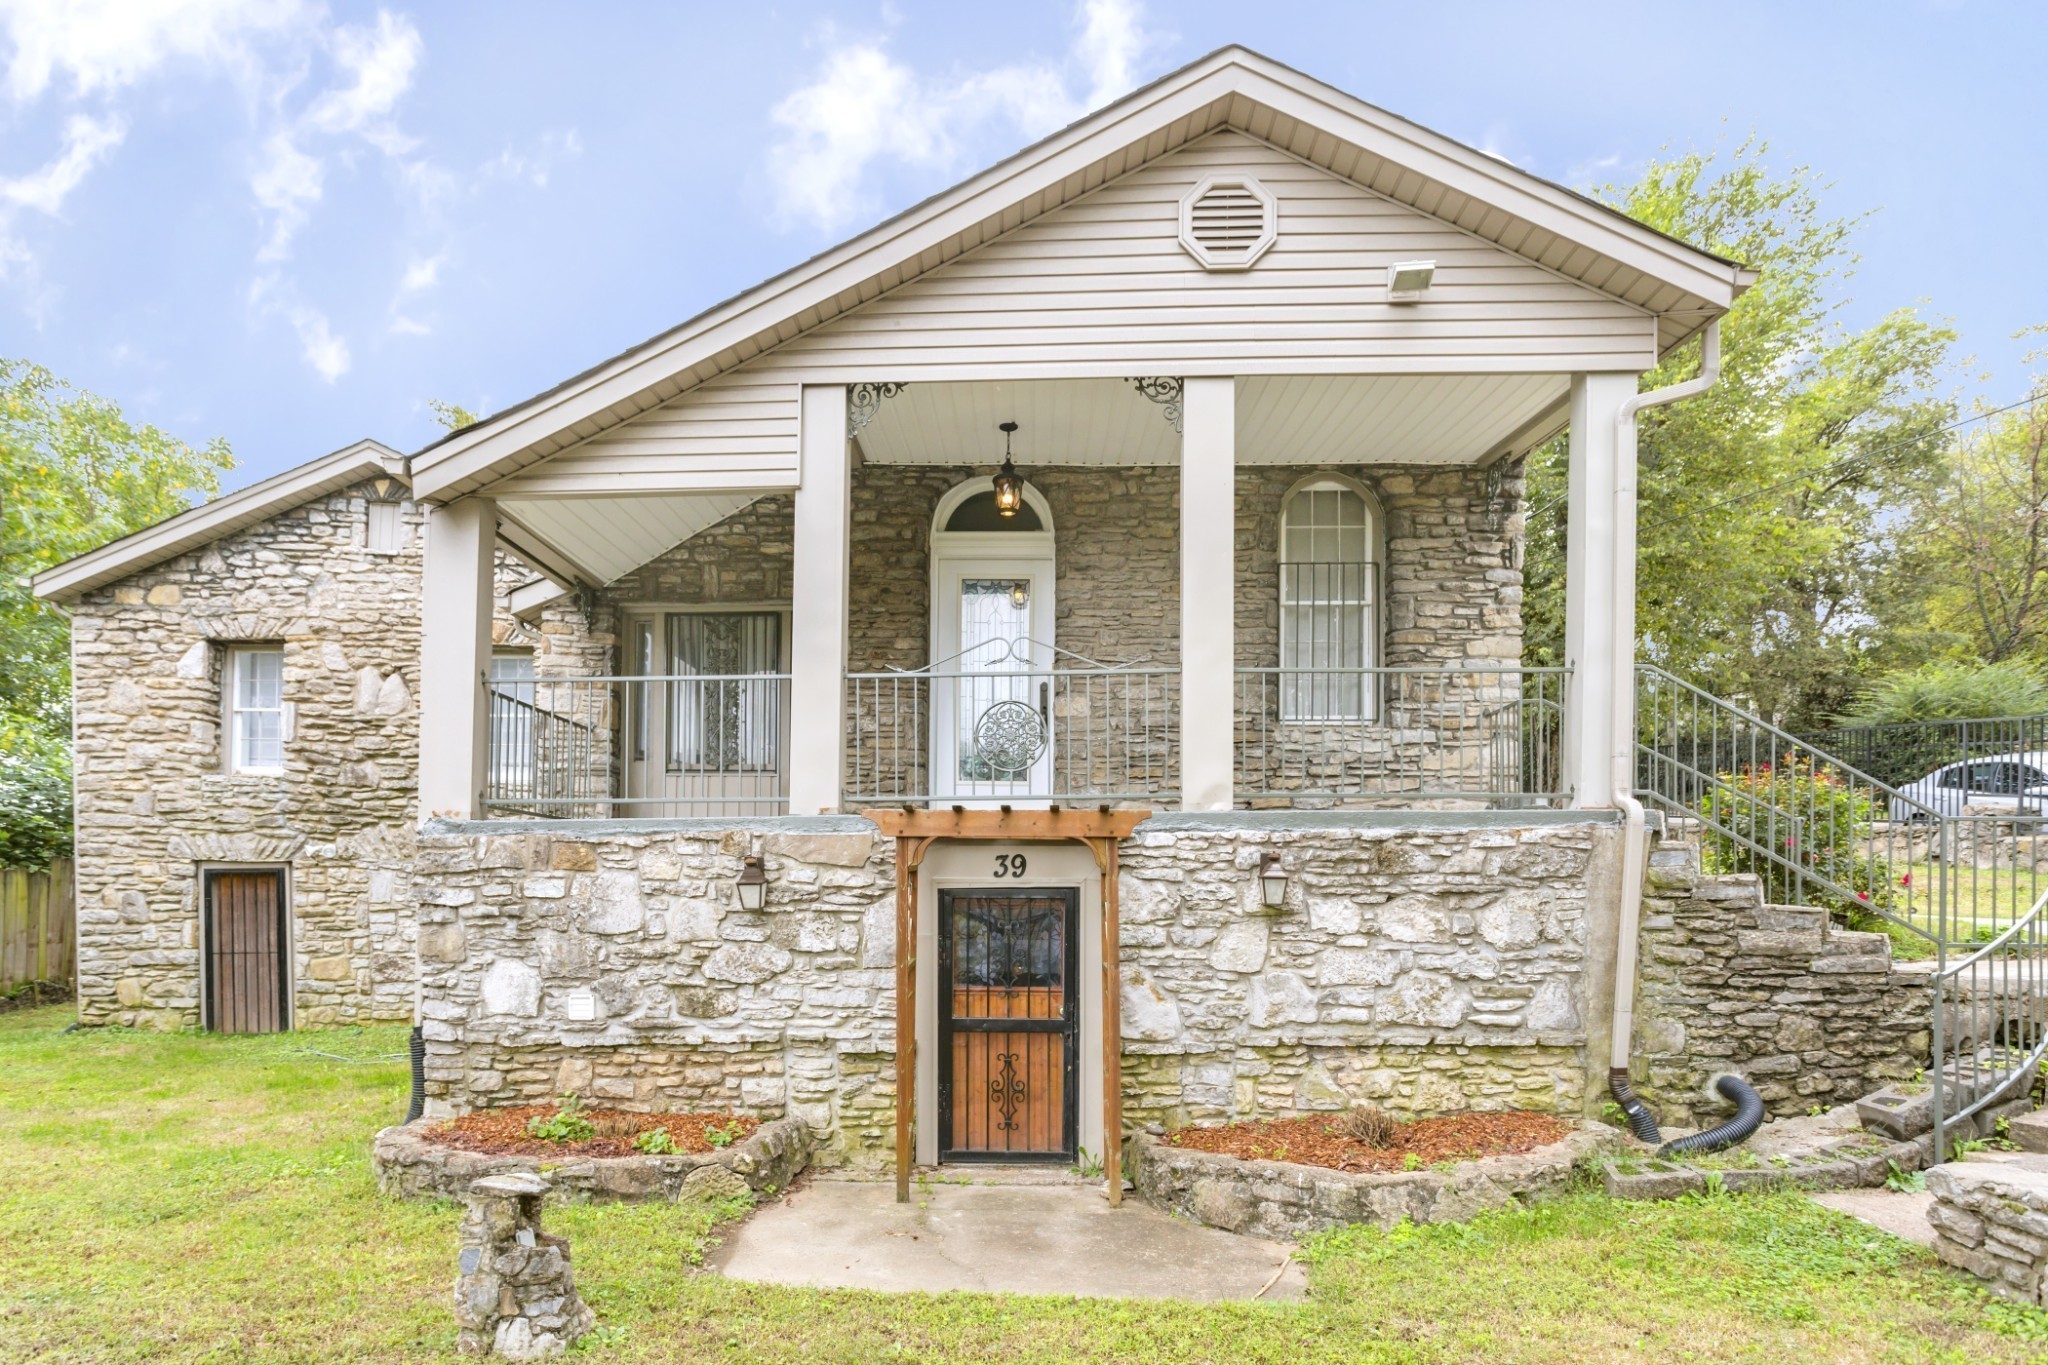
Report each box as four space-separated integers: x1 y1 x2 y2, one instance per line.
454 1173 595 1358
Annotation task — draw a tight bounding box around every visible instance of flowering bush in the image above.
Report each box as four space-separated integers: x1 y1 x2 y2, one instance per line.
1699 756 1895 913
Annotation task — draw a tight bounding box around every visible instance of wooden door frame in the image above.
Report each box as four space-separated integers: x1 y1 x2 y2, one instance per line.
864 805 1147 1206
937 886 1080 1163
199 864 292 1033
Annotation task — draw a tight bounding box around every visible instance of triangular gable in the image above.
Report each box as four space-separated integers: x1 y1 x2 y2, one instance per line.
413 46 1751 502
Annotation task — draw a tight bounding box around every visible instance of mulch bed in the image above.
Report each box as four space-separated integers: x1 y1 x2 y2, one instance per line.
431 1105 760 1159
1162 1110 1572 1174
0 980 73 1014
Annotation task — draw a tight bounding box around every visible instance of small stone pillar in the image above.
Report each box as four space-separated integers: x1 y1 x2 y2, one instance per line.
455 1173 595 1358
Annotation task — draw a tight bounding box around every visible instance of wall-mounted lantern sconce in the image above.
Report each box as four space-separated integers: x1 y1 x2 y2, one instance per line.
1258 851 1289 908
736 854 767 911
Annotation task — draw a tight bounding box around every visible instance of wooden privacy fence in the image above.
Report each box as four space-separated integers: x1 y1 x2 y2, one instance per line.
1 859 75 990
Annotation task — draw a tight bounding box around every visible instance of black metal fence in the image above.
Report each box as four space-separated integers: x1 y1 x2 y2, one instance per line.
1794 714 2048 788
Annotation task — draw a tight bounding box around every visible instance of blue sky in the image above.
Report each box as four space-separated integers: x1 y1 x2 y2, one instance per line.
1 0 2042 491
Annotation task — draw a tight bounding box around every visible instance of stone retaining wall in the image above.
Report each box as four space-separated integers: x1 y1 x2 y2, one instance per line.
1926 1156 2048 1305
1631 836 1930 1126
416 813 1610 1162
375 1114 812 1204
1132 1123 1617 1240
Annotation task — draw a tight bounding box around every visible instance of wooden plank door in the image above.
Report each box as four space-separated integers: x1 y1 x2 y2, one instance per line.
204 869 289 1034
939 888 1077 1162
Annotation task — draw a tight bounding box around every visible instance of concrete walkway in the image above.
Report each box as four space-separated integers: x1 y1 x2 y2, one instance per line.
709 1177 1308 1301
1808 1189 1937 1247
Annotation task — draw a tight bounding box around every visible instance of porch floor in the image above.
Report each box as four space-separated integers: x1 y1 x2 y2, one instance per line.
708 1175 1308 1301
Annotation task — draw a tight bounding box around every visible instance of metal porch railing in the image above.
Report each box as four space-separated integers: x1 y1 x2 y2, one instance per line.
484 674 791 818
1235 665 1567 804
1635 664 2048 1153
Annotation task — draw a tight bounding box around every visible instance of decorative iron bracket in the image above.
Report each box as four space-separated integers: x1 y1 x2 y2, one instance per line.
1129 377 1184 435
1482 455 1523 535
847 381 908 437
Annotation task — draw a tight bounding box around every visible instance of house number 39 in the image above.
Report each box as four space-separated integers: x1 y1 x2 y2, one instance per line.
993 853 1028 879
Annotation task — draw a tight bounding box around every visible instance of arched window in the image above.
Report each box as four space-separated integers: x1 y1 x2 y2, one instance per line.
1279 476 1382 721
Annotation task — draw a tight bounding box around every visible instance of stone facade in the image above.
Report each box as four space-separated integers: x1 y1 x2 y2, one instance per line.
1630 835 1930 1125
67 485 596 1028
413 813 1607 1162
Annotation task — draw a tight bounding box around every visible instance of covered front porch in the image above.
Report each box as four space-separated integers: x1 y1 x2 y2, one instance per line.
416 370 1620 821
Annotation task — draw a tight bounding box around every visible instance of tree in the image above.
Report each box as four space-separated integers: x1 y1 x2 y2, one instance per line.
0 360 232 864
429 399 479 431
1882 354 2048 666
1836 659 2048 726
1522 141 1955 728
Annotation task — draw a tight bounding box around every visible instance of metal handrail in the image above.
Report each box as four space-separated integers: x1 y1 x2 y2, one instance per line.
1930 879 2048 1154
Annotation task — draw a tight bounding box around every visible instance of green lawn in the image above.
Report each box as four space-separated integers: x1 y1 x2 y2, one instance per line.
2 1005 2045 1363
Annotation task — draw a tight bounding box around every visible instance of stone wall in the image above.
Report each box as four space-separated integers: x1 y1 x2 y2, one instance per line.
415 813 1607 1162
1118 816 1597 1128
68 486 595 1029
1630 835 1930 1125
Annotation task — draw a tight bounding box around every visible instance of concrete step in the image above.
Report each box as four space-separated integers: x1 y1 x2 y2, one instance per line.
2009 1109 2048 1154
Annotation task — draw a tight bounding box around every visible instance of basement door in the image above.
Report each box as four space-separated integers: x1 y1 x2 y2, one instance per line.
938 887 1078 1162
203 867 290 1034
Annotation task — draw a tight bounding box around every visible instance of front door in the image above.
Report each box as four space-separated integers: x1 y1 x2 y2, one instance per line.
931 557 1056 802
939 888 1078 1162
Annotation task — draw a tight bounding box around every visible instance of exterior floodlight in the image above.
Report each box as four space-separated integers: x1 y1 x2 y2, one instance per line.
1259 851 1289 908
1387 260 1436 302
991 421 1026 516
736 855 767 911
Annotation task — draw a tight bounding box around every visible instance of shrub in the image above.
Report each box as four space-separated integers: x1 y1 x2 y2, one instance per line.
526 1096 594 1145
1700 756 1895 914
633 1127 678 1155
0 731 71 869
1334 1103 1398 1148
1837 659 2048 726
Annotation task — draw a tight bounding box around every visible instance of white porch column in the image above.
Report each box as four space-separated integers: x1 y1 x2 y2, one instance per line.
418 496 497 821
1179 376 1237 811
790 383 852 814
1561 372 1638 809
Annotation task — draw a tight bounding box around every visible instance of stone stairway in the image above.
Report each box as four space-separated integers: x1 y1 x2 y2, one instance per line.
1634 835 1929 1127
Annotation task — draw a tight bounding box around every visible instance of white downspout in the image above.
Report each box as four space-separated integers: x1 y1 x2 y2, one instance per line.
1608 321 1721 1092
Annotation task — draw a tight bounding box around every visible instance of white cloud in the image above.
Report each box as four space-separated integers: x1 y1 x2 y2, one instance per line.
1 111 125 213
767 0 1158 232
304 9 420 154
249 128 321 260
0 0 310 102
289 302 348 379
398 253 439 293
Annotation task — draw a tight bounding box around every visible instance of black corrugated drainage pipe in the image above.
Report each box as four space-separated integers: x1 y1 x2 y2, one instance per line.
405 1024 426 1124
1656 1074 1765 1158
1608 1066 1663 1144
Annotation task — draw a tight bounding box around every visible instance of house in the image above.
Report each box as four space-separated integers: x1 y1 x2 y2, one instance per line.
42 48 1800 1185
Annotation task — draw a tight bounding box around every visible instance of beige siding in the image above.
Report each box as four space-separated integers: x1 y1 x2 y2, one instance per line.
751 131 1655 379
489 376 799 498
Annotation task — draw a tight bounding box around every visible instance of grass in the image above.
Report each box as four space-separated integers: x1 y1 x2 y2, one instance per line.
3 1004 2046 1363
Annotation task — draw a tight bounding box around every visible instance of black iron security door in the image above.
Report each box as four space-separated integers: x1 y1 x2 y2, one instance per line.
938 888 1079 1162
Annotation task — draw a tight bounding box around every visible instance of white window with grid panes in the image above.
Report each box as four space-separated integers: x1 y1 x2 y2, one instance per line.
226 645 286 773
1279 479 1380 721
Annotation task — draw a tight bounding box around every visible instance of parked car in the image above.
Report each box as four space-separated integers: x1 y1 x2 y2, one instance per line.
1890 752 2048 821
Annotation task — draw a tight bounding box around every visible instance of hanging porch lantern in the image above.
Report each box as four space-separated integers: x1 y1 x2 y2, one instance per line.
991 421 1026 517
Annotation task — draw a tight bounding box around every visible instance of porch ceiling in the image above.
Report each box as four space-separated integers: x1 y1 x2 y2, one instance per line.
499 490 759 584
855 374 1567 467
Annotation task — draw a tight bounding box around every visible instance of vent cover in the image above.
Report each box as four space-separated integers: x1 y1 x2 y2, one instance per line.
1178 175 1277 271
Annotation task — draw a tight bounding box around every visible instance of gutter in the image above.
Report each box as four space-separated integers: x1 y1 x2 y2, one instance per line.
1606 321 1721 1135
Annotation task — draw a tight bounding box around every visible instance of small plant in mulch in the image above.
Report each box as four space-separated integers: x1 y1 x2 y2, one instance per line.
1163 1109 1573 1175
0 979 72 1014
435 1104 760 1158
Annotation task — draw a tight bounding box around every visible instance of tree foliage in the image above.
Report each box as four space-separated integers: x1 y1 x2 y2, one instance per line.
0 360 231 865
1835 659 2048 726
1523 142 1955 728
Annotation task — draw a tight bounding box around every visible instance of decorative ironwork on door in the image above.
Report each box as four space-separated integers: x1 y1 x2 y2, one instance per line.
938 888 1078 1162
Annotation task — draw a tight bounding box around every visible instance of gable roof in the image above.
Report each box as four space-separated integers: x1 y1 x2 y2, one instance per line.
411 44 1752 502
31 438 407 602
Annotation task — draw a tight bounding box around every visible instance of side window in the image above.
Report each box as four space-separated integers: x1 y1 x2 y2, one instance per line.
1938 764 1969 790
226 645 286 774
1278 478 1382 722
1973 762 2021 795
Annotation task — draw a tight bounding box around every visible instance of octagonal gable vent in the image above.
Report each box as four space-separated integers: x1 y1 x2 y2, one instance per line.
1178 175 1277 272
